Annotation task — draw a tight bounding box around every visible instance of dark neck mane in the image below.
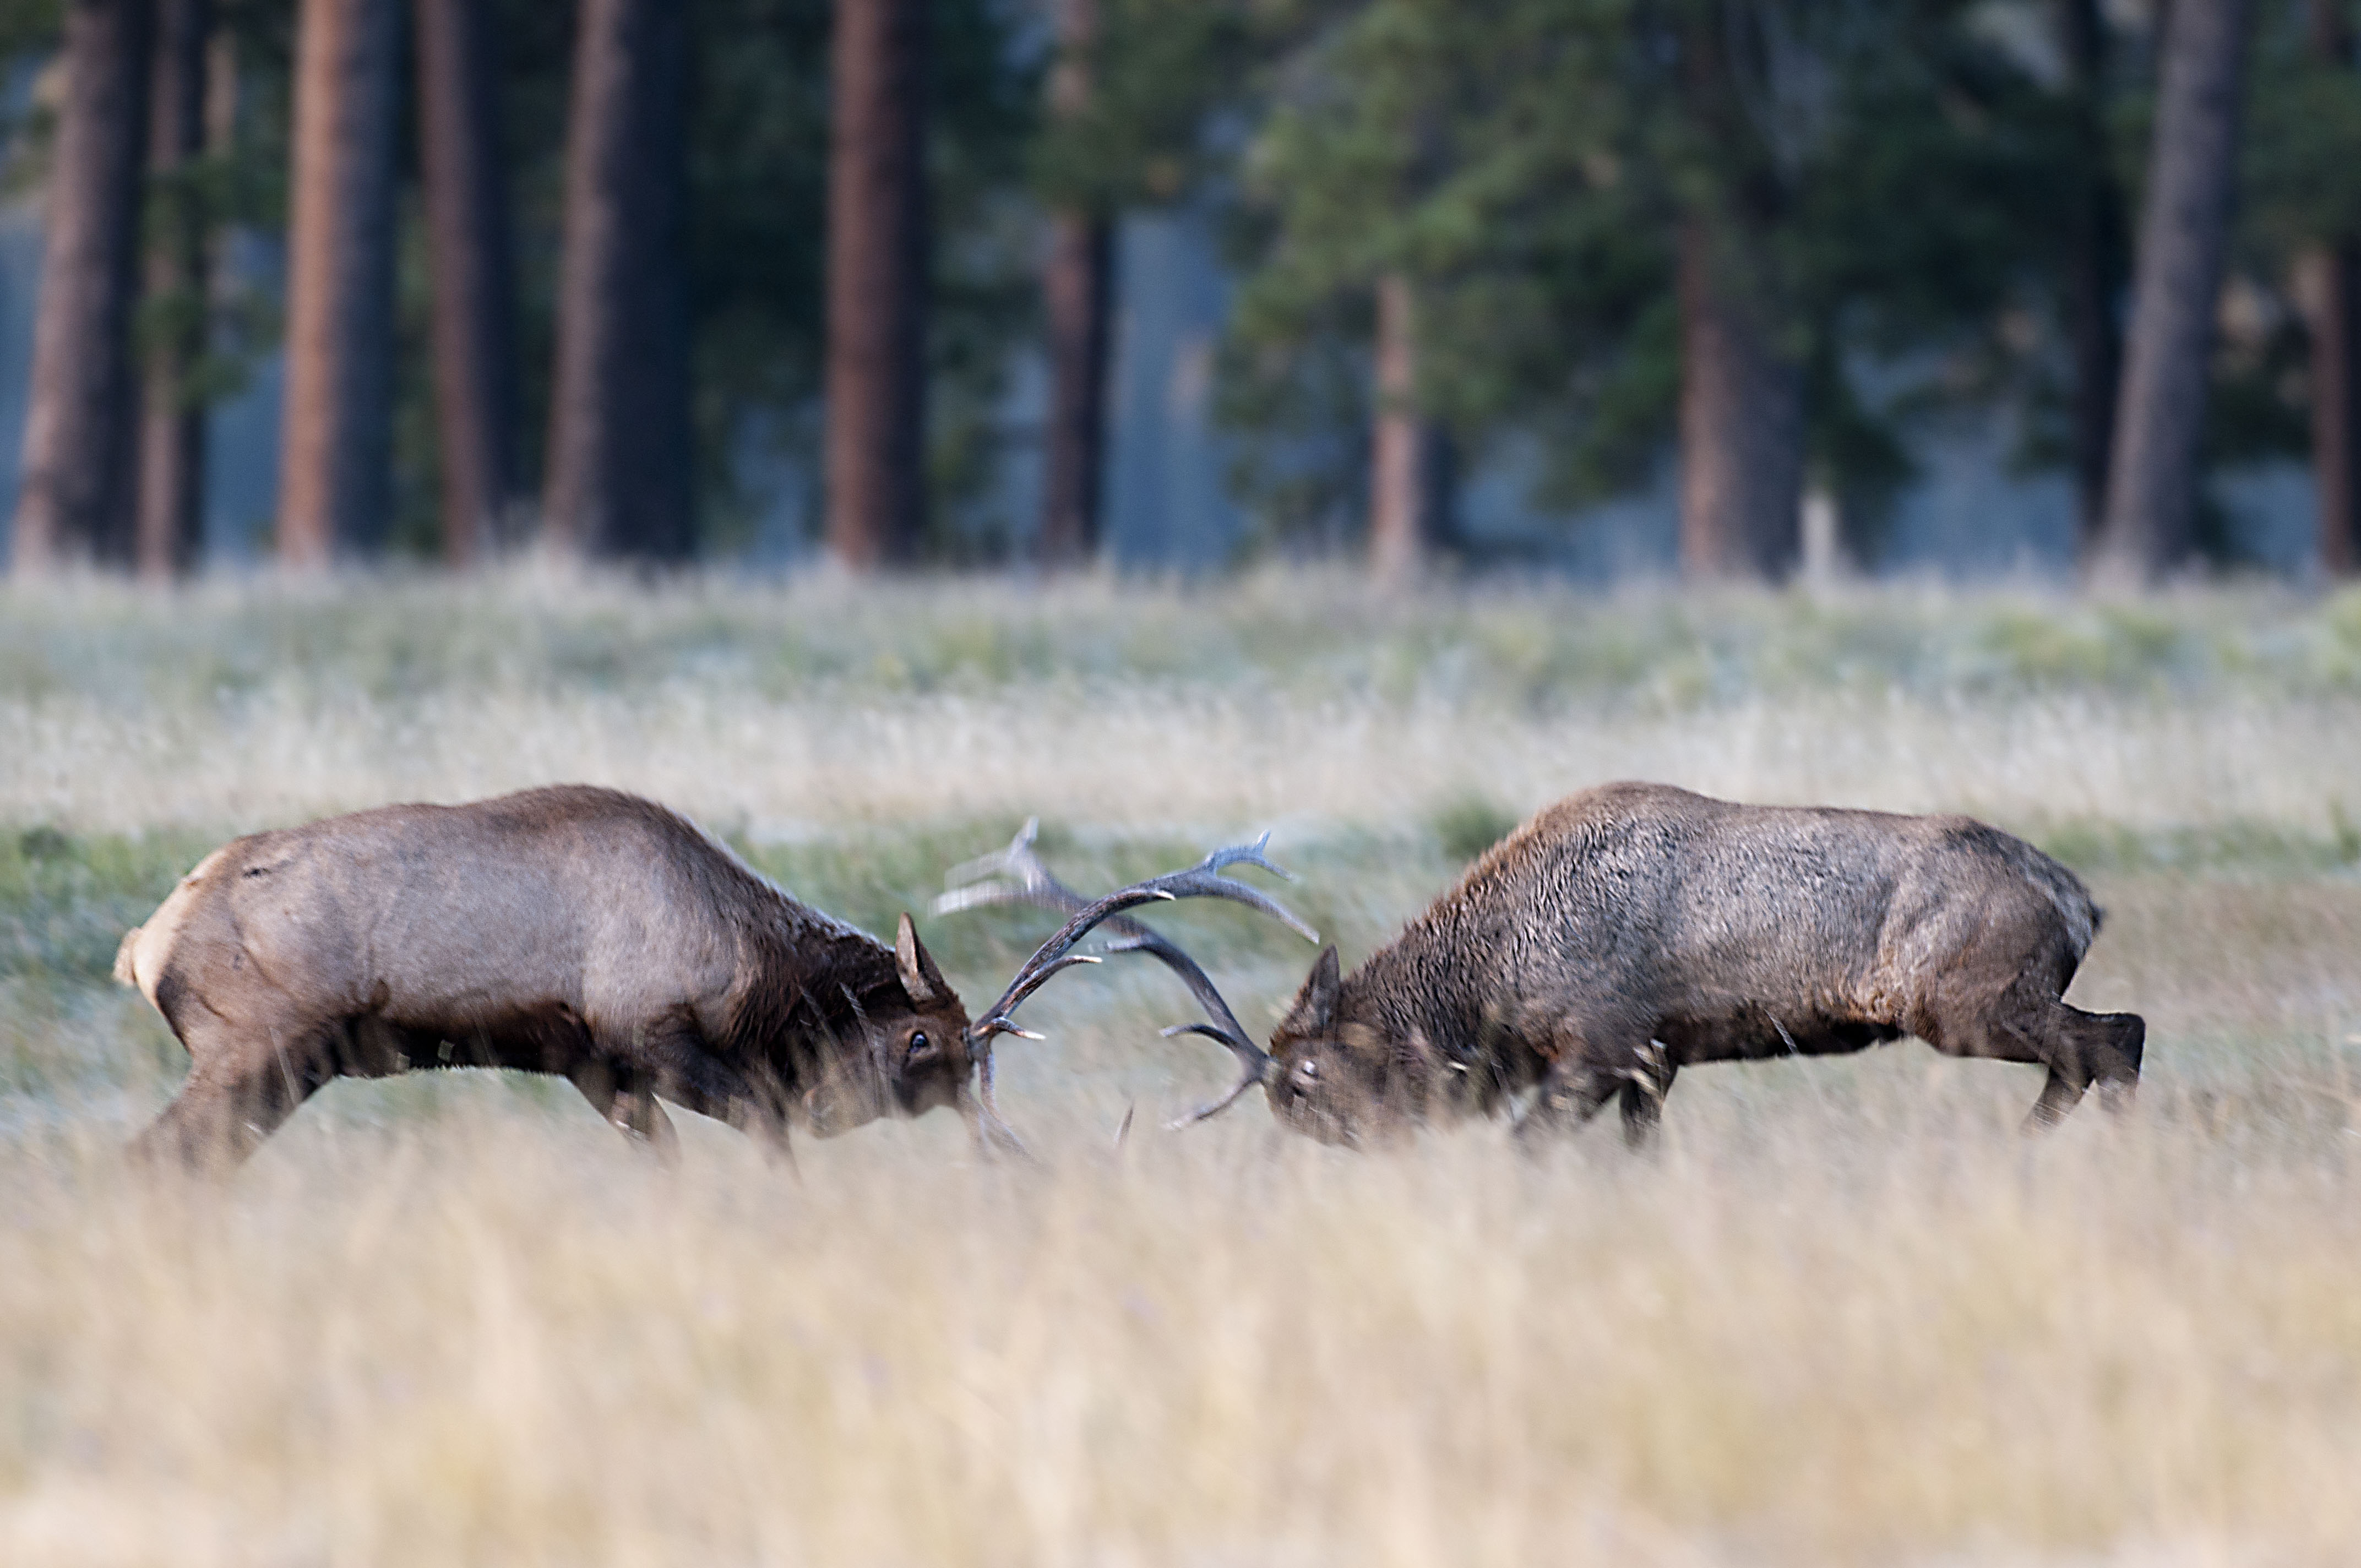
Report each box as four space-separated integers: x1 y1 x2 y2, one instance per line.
715 889 916 1078
1346 929 1548 1113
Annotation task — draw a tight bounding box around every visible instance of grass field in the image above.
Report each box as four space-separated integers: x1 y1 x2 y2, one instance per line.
6 570 2361 1565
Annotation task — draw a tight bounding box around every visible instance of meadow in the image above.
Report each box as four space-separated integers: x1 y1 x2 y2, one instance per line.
6 569 2361 1565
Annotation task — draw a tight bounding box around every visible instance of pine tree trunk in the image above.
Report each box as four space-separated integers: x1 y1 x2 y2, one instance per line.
2305 0 2360 578
2059 0 2126 552
1040 211 1111 565
825 0 931 569
133 0 209 581
544 0 693 562
12 0 154 574
2091 0 2251 587
1677 220 1804 580
1672 6 1803 584
416 0 520 568
2302 252 2361 579
278 0 401 568
1369 273 1445 587
1037 0 1108 567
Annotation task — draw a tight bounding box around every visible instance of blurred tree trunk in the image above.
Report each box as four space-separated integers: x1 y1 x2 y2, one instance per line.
545 0 693 563
2304 0 2361 579
825 0 931 569
1676 220 1803 581
1038 0 1109 568
1368 273 1446 587
2091 0 2251 587
2301 242 2359 575
2058 0 2126 554
1040 211 1111 564
416 0 521 567
134 0 209 581
12 0 154 574
1673 7 1802 583
278 0 401 568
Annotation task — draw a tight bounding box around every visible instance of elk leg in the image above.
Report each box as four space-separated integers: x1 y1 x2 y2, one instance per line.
1513 1060 1620 1141
1615 1043 1678 1149
601 1011 793 1168
1516 1005 1664 1145
129 1018 337 1173
2024 1004 2145 1129
617 1089 681 1164
568 1058 682 1167
2090 1011 2145 1114
1925 985 2146 1130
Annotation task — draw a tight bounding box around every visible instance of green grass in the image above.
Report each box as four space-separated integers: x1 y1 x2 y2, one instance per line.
0 827 217 985
16 572 2361 712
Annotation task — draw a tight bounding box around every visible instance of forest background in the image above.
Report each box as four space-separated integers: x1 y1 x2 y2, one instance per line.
0 0 2352 587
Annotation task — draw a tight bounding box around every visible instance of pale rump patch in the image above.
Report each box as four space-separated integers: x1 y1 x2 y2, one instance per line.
116 848 229 1009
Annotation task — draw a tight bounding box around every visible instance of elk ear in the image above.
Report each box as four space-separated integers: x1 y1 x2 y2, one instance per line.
1288 945 1342 1032
895 913 946 1006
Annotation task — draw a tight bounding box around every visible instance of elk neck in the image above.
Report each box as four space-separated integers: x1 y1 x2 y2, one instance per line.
717 897 914 1076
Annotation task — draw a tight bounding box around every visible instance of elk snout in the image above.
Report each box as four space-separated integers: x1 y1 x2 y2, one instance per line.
1268 1052 1361 1147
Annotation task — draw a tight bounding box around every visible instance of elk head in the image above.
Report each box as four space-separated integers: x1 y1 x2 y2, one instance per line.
1261 946 1448 1147
798 912 975 1139
936 823 1322 1144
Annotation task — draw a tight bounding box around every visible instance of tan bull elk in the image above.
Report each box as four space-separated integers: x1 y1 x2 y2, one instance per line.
112 785 1308 1170
945 783 2144 1146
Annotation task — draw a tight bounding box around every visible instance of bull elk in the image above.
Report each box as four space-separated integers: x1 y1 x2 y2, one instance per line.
944 783 2144 1146
112 785 1308 1170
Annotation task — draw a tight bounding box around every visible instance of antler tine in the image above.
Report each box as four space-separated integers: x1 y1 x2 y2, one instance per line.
1102 932 1275 1126
1158 1037 1270 1126
940 823 1316 1131
939 830 1255 1035
942 816 1047 892
1199 832 1296 883
933 816 1090 923
951 890 1277 1128
935 831 1313 1114
938 821 1317 945
1152 837 1320 942
970 1052 1031 1159
952 833 1317 1044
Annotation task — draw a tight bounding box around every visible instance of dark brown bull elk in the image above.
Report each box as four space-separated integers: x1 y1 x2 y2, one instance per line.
112 785 1304 1170
949 783 2145 1146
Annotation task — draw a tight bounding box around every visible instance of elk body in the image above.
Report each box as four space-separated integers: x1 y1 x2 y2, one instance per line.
114 785 1304 1169
953 783 2145 1146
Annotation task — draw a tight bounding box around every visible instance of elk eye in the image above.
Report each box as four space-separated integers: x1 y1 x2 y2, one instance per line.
907 1031 932 1060
1296 1058 1319 1081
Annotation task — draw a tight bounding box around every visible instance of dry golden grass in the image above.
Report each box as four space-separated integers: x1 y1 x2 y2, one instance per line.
7 1073 2361 1567
7 572 2361 1565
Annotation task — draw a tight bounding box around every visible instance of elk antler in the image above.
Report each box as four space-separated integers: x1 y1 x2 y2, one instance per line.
937 820 1320 1128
